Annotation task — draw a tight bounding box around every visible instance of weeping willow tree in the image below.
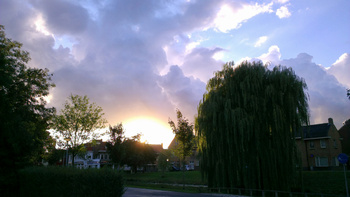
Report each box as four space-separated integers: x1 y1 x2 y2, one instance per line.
196 61 309 191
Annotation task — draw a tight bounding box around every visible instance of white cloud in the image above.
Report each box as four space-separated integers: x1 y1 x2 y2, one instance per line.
258 45 281 64
254 47 349 128
275 0 289 4
213 2 273 32
328 53 350 88
276 6 291 18
254 36 268 47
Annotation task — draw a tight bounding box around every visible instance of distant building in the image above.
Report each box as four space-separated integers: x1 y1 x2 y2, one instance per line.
168 137 200 170
338 119 350 156
68 140 164 170
295 118 342 170
68 140 110 169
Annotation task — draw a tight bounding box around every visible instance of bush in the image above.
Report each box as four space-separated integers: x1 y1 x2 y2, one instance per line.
19 166 124 197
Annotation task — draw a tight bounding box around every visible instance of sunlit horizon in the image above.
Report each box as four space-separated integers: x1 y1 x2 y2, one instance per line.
123 117 174 149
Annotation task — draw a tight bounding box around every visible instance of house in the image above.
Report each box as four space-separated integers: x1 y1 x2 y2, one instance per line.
168 137 200 170
69 140 111 169
295 118 342 170
338 119 350 156
68 140 164 170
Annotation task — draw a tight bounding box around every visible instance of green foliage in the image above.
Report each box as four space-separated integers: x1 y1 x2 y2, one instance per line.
196 61 309 191
168 109 195 188
0 25 55 194
19 166 124 197
157 149 172 173
53 94 107 166
168 109 195 163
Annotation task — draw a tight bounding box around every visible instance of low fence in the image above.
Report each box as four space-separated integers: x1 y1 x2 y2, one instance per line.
207 187 346 197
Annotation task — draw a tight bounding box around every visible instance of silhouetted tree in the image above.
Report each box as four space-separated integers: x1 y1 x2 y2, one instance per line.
121 134 156 173
196 61 309 191
0 25 55 195
106 123 126 168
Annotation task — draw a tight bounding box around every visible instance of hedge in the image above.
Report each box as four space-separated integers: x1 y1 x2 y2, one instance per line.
19 166 124 197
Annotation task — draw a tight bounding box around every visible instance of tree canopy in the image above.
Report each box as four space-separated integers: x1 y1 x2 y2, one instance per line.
106 125 157 173
196 61 309 191
168 109 195 188
0 25 55 194
168 109 195 165
53 94 107 166
106 123 126 167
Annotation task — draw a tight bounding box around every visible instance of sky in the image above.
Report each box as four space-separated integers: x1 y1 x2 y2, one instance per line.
1 0 349 148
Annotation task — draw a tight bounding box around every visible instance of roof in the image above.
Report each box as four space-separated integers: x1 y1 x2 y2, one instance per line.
85 140 107 151
296 123 331 139
149 144 163 154
338 119 350 139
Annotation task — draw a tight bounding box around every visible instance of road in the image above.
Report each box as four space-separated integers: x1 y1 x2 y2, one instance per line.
123 187 244 197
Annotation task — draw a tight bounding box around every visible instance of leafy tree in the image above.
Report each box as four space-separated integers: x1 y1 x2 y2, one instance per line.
121 135 156 173
0 25 55 194
347 88 350 100
106 123 126 168
53 94 107 166
168 109 195 188
196 61 309 191
157 149 172 175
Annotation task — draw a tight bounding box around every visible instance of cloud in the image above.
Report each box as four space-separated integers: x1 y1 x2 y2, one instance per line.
275 0 290 4
159 65 206 119
0 0 224 126
328 53 350 88
254 36 268 47
31 0 90 35
181 47 225 83
254 46 350 128
276 5 291 18
258 45 281 64
213 2 273 32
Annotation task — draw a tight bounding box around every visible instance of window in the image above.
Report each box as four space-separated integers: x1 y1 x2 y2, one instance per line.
100 154 104 160
320 140 327 148
331 157 339 166
333 140 338 148
309 141 314 149
315 157 328 167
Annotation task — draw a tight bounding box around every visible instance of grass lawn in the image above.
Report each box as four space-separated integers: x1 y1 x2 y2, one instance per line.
124 170 350 196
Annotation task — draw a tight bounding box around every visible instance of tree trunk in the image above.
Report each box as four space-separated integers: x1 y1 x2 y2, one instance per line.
182 157 185 189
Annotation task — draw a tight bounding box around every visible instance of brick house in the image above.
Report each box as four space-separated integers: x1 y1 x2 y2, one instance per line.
295 118 342 170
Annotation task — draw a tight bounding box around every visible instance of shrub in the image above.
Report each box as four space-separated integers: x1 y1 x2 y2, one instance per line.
19 166 124 197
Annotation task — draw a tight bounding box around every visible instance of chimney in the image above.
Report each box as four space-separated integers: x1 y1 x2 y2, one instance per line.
328 118 334 125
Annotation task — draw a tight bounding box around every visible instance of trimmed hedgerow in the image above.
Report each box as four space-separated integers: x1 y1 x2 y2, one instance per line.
19 166 124 197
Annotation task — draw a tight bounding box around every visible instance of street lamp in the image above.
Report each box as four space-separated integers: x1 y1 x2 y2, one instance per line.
64 137 71 166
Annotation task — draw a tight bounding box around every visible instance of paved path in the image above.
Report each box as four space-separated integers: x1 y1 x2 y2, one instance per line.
123 187 244 197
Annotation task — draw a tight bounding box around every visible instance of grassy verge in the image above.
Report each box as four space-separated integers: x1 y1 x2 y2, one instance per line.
124 170 350 195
